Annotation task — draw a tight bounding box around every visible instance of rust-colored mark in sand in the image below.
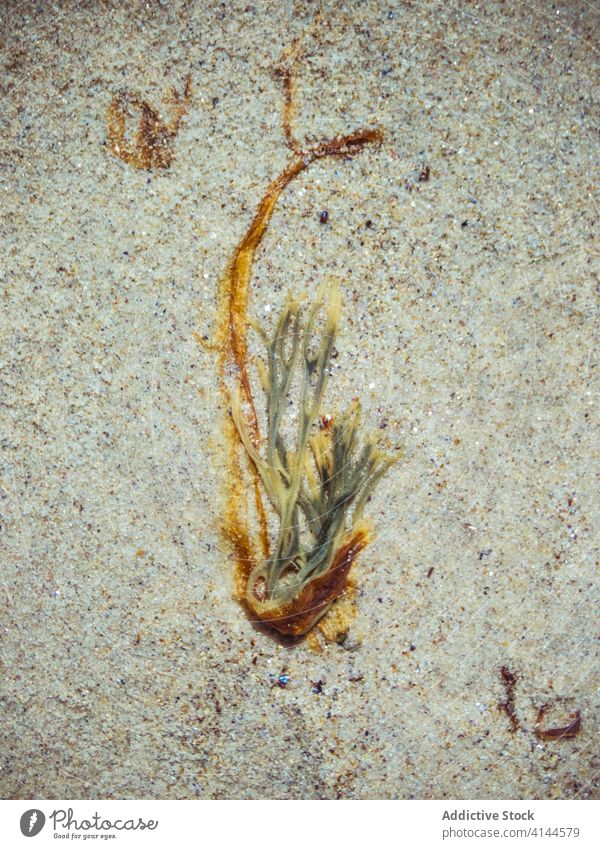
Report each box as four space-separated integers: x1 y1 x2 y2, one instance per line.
498 666 519 732
107 74 191 170
497 668 582 741
213 46 383 639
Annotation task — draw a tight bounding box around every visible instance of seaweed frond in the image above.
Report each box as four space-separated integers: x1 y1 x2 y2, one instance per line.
232 284 396 635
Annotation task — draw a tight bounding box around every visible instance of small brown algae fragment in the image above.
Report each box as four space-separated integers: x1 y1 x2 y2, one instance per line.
107 74 191 170
534 706 582 741
498 665 519 732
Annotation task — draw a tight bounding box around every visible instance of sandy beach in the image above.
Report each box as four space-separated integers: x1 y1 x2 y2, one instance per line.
0 0 598 799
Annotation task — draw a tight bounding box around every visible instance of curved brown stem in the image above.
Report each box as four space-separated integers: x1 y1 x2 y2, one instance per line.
222 127 383 427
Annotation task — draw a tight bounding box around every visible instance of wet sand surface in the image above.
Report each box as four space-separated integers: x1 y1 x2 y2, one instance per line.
0 0 598 798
